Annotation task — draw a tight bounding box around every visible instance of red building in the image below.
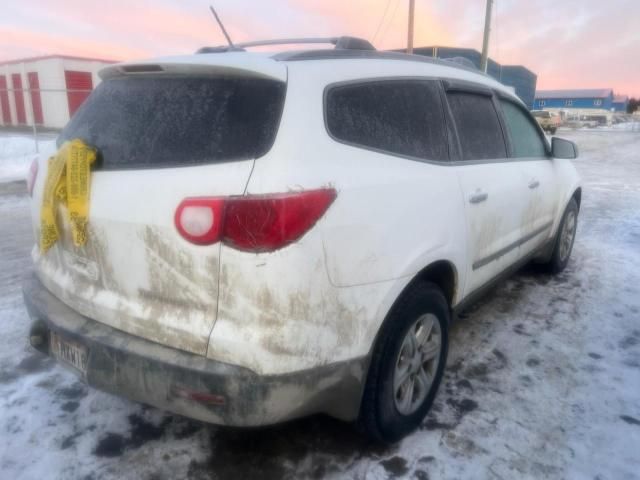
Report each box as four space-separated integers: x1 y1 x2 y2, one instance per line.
0 55 117 129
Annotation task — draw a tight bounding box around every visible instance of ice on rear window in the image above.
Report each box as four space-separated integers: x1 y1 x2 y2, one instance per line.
58 76 285 169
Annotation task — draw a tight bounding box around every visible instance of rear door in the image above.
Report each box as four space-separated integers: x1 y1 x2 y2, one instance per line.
498 98 558 257
30 71 286 356
446 84 528 297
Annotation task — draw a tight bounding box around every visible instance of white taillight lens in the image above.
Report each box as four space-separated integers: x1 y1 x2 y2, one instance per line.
27 157 38 197
174 198 225 245
180 206 214 237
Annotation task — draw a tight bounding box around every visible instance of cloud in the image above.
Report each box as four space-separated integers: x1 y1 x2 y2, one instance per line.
2 0 639 96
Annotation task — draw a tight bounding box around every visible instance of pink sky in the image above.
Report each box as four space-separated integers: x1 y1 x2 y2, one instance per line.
2 0 639 96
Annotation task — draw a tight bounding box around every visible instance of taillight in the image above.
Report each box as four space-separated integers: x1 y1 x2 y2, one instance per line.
175 189 337 252
27 158 38 197
174 198 225 245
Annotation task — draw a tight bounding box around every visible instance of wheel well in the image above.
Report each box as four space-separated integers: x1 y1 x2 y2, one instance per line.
572 188 582 211
413 260 457 309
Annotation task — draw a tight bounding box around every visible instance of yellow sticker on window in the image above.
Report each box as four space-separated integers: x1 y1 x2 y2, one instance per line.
40 139 96 253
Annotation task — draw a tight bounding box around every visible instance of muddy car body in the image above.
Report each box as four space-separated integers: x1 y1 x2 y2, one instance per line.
23 37 581 441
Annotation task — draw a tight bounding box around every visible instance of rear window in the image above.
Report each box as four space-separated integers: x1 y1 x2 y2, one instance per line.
59 76 286 169
325 80 448 161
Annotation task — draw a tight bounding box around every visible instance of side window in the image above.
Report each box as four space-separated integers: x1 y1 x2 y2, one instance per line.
499 100 547 158
325 80 448 161
445 91 507 160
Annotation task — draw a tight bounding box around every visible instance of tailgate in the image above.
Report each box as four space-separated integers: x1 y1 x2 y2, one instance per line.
29 71 285 355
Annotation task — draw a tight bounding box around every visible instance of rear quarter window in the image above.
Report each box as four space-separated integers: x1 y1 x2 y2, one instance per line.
59 76 286 169
325 80 448 161
445 90 507 161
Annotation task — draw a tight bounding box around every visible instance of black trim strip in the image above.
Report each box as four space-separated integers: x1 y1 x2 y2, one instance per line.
472 221 553 270
442 79 493 96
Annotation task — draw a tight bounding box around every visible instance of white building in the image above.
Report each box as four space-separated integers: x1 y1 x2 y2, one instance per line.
0 55 116 130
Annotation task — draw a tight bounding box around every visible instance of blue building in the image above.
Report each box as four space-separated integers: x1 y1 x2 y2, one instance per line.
613 95 629 112
404 46 537 108
533 89 614 111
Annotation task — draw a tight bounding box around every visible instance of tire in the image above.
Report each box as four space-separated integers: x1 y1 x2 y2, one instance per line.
543 198 578 274
358 281 449 443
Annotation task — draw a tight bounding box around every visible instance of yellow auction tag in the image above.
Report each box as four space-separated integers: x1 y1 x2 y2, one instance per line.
40 139 96 253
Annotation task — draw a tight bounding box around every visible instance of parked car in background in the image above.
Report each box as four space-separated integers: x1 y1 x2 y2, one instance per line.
23 37 582 442
532 110 561 134
582 114 608 127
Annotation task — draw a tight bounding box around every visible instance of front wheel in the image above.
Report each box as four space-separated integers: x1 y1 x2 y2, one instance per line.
358 281 449 443
543 198 578 273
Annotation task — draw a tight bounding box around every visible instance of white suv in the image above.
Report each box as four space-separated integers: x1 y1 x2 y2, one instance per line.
23 37 581 442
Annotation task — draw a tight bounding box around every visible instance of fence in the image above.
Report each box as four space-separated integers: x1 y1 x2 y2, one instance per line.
0 86 93 152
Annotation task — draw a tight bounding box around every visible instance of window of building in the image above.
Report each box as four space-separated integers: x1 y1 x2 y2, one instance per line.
538 100 546 107
565 100 574 107
325 80 448 161
499 100 546 158
594 99 602 106
445 91 507 160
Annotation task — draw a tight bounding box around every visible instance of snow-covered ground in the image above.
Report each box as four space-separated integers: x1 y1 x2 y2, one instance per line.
0 133 57 183
0 130 639 479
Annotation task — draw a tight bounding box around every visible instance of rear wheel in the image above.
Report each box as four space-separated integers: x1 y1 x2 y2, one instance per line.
543 198 578 273
359 281 449 443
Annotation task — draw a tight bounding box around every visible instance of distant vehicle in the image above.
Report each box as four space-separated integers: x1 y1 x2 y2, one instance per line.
532 110 561 134
582 114 608 127
23 36 582 443
579 116 599 128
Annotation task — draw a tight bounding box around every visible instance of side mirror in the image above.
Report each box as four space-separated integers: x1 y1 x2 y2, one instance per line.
551 137 579 159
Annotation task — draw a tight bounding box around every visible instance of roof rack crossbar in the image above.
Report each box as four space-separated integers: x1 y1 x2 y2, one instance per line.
235 37 340 49
197 36 375 54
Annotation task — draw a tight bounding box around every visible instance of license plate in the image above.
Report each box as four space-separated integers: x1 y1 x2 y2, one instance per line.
50 331 88 375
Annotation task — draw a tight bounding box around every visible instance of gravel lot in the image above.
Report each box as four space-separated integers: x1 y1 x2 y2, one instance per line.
1 130 639 479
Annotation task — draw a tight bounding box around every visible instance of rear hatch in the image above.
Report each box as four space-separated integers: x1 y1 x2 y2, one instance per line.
30 58 286 356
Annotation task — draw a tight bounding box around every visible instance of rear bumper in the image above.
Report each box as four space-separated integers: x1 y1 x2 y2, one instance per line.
22 271 366 426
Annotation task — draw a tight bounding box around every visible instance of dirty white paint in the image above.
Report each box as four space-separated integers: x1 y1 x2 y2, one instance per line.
30 155 255 356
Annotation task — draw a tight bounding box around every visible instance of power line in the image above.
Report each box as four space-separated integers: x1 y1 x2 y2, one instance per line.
373 0 393 42
379 0 401 44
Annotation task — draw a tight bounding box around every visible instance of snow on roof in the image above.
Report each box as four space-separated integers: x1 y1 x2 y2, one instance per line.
535 88 613 99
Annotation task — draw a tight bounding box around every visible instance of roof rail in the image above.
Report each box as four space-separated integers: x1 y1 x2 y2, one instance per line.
196 36 375 54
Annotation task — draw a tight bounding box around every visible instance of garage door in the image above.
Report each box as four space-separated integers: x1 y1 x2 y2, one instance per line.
64 70 93 117
0 76 11 124
11 74 26 124
27 72 44 125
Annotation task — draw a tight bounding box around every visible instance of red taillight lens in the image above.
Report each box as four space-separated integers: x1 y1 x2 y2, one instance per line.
175 189 337 251
223 189 337 252
174 197 225 245
27 158 38 197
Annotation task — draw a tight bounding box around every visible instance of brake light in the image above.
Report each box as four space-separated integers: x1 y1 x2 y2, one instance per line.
175 189 337 251
27 158 38 197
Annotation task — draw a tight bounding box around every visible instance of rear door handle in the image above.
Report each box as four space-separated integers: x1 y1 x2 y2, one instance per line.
528 179 540 189
469 190 488 204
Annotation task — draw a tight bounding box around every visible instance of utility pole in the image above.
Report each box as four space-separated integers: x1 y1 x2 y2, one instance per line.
407 0 415 54
480 0 493 72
